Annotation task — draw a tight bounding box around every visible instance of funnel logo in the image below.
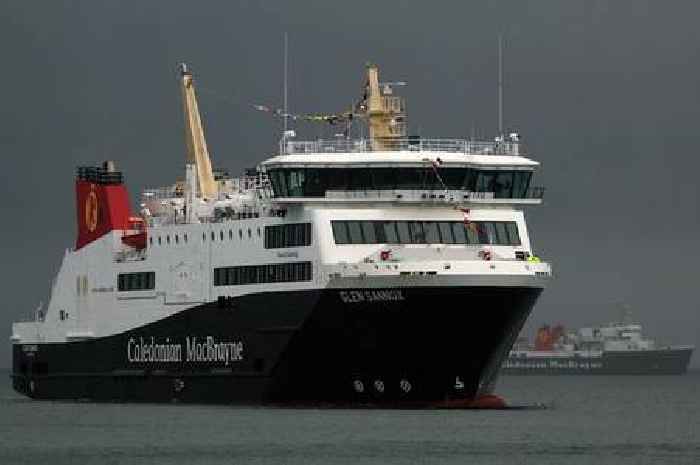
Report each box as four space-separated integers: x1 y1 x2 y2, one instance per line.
85 188 99 232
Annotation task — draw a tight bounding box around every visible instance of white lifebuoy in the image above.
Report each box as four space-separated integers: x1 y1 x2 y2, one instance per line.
399 379 412 393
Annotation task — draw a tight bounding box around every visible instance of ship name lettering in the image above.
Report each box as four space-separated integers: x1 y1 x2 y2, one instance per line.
339 289 405 304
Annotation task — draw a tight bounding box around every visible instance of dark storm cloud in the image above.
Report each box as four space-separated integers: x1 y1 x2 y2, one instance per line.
1 0 699 366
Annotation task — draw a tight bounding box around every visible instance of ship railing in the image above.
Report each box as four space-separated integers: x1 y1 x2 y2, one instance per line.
324 189 494 202
141 187 182 201
323 188 545 201
280 138 523 156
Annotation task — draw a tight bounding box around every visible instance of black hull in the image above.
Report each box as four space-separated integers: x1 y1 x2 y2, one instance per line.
502 348 694 375
12 286 541 404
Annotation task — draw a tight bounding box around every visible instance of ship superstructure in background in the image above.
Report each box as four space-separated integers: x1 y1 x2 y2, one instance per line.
11 63 551 405
503 319 694 374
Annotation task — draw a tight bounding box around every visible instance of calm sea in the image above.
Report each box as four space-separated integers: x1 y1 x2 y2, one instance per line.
1 371 698 465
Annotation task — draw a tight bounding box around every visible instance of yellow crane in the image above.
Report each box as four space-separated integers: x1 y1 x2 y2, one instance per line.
179 63 217 200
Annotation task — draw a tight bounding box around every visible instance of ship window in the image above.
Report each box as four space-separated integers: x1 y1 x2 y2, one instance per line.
381 221 399 243
494 172 515 198
117 272 156 291
466 223 480 244
438 222 455 244
361 221 377 244
239 229 243 239
494 222 509 245
158 236 162 245
214 262 312 286
175 234 179 244
347 221 364 243
373 168 397 190
485 222 497 244
506 222 521 245
149 237 153 246
211 231 215 241
257 227 261 237
332 221 350 245
396 221 410 243
475 172 495 193
513 172 532 198
184 233 188 243
219 231 223 241
229 229 233 240
451 223 467 244
166 235 170 244
408 221 425 244
424 222 441 243
202 232 206 242
265 223 312 248
248 228 252 238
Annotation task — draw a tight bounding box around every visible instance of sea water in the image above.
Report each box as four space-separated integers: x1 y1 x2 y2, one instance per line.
1 371 698 464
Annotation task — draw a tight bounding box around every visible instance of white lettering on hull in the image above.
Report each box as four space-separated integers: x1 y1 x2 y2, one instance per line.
339 289 405 304
127 336 244 365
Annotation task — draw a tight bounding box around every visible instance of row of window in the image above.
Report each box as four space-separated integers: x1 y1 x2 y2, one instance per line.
331 220 521 246
213 262 313 286
268 168 533 198
264 223 312 249
205 227 261 243
148 227 263 247
117 272 156 292
150 234 188 246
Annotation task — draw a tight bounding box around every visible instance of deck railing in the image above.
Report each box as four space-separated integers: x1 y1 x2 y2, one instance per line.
280 138 523 156
323 187 544 202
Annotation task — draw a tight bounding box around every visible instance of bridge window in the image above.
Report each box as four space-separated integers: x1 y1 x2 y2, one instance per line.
331 221 521 246
117 272 156 291
265 223 312 248
268 168 533 198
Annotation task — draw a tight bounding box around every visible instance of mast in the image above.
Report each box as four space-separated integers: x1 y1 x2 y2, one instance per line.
283 32 288 136
498 35 504 137
364 64 406 151
179 63 217 200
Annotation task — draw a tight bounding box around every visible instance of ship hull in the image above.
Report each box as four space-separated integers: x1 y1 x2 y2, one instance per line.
502 347 693 375
12 285 541 405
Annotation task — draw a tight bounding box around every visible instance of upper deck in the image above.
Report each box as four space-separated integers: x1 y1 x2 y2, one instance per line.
280 137 524 157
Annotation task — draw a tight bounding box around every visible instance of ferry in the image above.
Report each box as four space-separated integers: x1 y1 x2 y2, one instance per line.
11 63 551 405
503 319 694 374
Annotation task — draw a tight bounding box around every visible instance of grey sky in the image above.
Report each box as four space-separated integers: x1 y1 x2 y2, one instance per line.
1 1 699 367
